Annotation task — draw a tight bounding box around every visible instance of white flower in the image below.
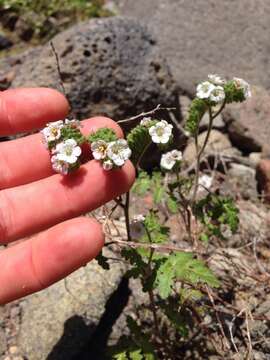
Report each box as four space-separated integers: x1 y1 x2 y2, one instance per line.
160 150 182 170
196 81 216 99
41 120 64 144
133 214 146 222
208 74 226 85
209 85 225 103
51 155 69 175
103 159 114 171
54 139 82 164
233 77 251 99
91 140 108 160
107 139 132 167
149 120 173 144
140 117 152 127
198 174 213 190
130 215 146 239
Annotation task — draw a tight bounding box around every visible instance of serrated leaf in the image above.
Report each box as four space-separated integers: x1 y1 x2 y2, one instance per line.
155 257 174 299
155 252 219 299
144 211 169 244
129 349 144 360
113 352 129 360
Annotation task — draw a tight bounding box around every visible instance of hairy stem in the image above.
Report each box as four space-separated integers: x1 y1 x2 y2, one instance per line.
124 191 131 242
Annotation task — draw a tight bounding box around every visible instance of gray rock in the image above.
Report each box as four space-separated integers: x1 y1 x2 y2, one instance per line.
230 200 269 246
12 17 177 120
223 87 270 153
0 34 13 50
220 163 258 200
18 250 125 360
249 152 262 168
0 306 7 355
116 0 270 94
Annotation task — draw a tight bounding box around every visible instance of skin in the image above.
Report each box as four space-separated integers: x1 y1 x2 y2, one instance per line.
0 88 135 304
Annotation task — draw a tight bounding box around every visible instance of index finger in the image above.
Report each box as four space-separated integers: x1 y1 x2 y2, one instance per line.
0 88 69 135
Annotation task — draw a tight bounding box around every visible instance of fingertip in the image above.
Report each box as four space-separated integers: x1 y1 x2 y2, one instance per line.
0 87 70 135
82 116 124 138
33 217 105 287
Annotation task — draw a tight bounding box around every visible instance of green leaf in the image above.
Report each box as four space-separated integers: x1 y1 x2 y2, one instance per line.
127 124 153 164
224 80 246 103
155 252 219 299
152 172 165 204
129 349 144 360
132 171 151 195
113 352 129 360
185 98 207 135
194 193 239 239
167 196 178 214
155 258 175 299
144 211 169 244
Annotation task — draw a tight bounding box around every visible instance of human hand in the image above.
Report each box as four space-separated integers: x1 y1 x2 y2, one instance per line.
0 88 135 304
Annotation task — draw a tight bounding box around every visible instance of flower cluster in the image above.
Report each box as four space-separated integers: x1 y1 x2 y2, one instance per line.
41 119 84 175
91 138 132 170
160 149 182 171
196 74 226 104
196 74 251 104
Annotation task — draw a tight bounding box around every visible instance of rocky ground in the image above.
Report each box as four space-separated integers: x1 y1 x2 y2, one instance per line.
1 1 270 359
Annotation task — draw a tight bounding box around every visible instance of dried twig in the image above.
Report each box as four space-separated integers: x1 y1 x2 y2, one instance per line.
117 104 176 124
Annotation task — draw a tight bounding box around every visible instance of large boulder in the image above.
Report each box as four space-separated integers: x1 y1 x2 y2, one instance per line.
12 16 177 120
116 0 270 94
223 87 270 154
17 250 125 360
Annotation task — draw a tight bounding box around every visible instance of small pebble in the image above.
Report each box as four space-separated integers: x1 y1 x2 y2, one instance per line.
9 345 18 354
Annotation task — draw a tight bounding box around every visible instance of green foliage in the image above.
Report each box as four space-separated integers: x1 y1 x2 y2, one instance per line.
0 0 112 40
224 80 246 103
144 211 169 244
185 98 207 135
132 171 151 196
194 193 239 239
155 252 219 299
127 125 153 164
60 124 85 144
88 127 118 143
132 171 165 205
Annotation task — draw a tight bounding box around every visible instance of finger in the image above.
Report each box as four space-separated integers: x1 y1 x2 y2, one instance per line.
0 116 123 189
0 160 135 243
0 217 104 304
0 88 69 135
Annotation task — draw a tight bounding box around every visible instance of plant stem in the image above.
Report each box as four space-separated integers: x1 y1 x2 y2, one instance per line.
191 106 213 206
124 191 132 242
